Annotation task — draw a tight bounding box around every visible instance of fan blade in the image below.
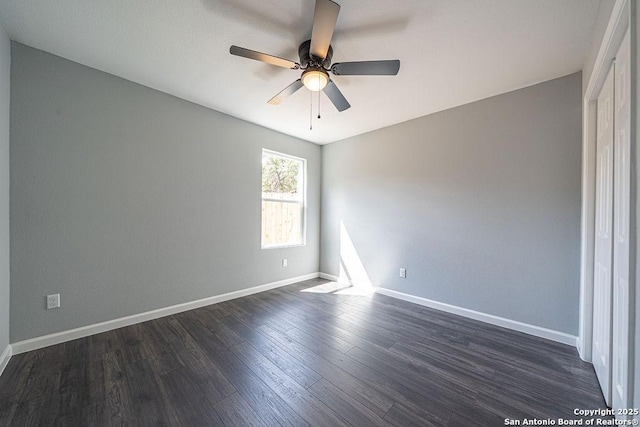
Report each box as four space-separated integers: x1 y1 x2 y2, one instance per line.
230 45 299 69
310 0 340 60
323 80 350 112
331 60 400 75
268 79 304 105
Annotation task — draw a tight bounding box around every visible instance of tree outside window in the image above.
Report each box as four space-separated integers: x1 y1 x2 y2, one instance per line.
261 150 305 248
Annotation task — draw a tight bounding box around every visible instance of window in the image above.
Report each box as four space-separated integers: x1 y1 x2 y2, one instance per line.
261 149 306 248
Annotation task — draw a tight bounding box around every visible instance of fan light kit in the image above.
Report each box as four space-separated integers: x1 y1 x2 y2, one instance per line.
229 0 400 126
301 69 329 92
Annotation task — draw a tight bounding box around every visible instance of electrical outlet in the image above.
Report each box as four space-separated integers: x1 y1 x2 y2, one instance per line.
282 258 288 267
399 268 407 278
47 294 60 309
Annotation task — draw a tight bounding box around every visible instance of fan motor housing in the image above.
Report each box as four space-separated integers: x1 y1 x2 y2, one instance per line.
298 39 333 69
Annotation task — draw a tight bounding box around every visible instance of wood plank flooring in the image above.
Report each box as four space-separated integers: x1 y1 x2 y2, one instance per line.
0 278 607 426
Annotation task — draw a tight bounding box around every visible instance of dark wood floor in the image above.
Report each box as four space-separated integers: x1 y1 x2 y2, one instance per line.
0 278 606 426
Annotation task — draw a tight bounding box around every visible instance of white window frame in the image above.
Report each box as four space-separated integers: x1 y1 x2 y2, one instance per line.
261 149 307 249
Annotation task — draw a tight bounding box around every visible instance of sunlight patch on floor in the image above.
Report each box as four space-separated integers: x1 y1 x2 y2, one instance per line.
301 281 351 293
333 286 374 296
300 281 374 296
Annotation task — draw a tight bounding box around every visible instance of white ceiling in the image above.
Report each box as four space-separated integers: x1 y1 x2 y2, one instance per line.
0 0 600 144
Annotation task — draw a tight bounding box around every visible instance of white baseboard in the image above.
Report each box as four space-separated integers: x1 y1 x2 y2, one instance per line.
11 273 320 355
374 287 578 347
0 344 11 377
576 336 587 361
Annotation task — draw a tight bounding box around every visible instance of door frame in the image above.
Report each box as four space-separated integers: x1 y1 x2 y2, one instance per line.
592 64 615 405
579 0 636 407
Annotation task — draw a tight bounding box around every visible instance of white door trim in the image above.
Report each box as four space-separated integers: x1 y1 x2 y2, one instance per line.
579 0 638 415
592 65 615 405
578 0 629 363
611 29 632 412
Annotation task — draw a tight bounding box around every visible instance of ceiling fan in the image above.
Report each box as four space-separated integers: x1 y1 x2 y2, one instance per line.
229 0 400 112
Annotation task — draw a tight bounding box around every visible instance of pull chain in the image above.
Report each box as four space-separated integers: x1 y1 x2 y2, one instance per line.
317 74 321 119
309 89 313 131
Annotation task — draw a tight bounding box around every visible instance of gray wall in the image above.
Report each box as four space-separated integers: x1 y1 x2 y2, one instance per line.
321 73 583 335
0 23 9 353
10 43 320 342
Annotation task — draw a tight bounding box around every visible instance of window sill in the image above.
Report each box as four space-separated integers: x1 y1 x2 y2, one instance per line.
261 243 306 250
